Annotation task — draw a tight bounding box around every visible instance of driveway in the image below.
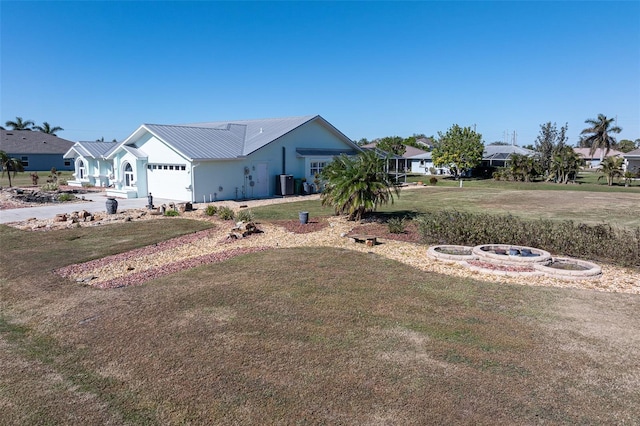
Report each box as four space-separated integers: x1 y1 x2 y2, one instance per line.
0 192 175 224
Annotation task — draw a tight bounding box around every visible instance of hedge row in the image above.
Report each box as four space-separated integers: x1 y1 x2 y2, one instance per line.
416 211 640 268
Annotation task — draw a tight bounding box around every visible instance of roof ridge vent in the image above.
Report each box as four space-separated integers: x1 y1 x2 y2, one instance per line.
259 128 263 134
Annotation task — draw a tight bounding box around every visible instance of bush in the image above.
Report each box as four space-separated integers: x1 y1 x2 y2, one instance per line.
205 205 217 216
217 206 235 220
236 209 254 222
416 210 640 268
57 193 74 202
164 210 180 217
41 182 59 191
429 177 438 185
387 217 406 234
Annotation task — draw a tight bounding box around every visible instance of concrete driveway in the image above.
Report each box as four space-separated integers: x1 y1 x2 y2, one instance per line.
0 192 175 224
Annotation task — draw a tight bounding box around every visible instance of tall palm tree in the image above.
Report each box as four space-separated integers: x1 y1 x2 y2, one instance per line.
580 114 622 161
320 150 400 221
597 156 624 186
33 122 64 136
0 150 25 187
5 117 34 131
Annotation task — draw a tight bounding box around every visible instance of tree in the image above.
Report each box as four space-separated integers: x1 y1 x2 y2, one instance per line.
597 156 624 186
548 146 581 184
5 116 34 131
320 150 400 221
489 141 510 146
509 153 539 182
534 122 568 178
580 114 622 161
432 124 483 178
376 136 406 156
616 139 636 153
33 122 64 136
0 150 25 187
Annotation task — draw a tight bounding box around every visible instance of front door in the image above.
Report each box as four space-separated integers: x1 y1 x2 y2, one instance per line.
253 162 268 198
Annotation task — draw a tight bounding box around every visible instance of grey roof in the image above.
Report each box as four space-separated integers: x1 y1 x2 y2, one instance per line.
133 115 346 161
64 141 118 159
1 129 75 154
623 148 640 157
407 152 432 160
483 145 534 161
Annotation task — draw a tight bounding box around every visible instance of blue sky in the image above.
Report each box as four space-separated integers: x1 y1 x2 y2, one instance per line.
2 1 639 146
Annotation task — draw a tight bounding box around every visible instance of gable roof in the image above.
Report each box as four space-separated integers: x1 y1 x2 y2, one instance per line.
483 145 535 161
360 143 428 159
1 129 75 154
64 141 118 159
113 115 356 161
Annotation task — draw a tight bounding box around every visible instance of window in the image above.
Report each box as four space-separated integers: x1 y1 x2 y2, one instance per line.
64 160 71 167
124 163 134 186
310 161 326 176
21 156 29 167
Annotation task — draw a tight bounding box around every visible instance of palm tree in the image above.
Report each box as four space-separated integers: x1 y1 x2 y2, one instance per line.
0 150 25 187
33 122 64 136
549 146 582 184
5 116 34 131
597 156 624 186
320 150 400 221
580 114 622 161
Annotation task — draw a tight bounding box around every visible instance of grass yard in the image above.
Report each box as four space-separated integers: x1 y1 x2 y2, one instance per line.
253 186 640 229
1 214 639 423
0 170 75 188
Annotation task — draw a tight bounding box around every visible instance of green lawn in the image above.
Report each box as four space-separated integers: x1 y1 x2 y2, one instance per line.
0 170 74 187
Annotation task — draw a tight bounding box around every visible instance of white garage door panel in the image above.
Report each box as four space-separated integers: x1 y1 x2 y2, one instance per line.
147 169 191 201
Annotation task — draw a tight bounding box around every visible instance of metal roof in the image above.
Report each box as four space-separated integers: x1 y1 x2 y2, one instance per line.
296 148 359 157
1 129 75 154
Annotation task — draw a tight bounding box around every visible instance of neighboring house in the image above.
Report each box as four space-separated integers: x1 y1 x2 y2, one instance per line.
406 151 450 175
481 145 535 168
623 148 640 175
0 129 75 171
573 148 624 169
64 141 118 187
64 115 360 202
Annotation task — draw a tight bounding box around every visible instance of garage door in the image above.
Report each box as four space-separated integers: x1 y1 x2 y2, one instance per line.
146 164 191 201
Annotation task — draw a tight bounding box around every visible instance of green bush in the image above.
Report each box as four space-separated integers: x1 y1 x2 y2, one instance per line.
387 217 406 234
236 209 254 222
57 193 74 202
416 210 640 268
217 206 235 221
41 182 59 191
429 177 438 185
164 210 180 217
205 205 217 216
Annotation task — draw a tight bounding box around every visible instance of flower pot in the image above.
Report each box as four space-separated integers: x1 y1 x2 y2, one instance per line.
106 197 118 214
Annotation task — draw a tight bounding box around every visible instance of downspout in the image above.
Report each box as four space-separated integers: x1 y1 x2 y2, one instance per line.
191 162 200 203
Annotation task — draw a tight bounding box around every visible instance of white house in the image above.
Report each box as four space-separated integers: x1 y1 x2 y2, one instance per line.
623 148 640 175
64 141 118 187
64 115 360 202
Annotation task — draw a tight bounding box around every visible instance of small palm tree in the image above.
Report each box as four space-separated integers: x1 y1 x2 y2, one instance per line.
549 146 581 184
580 114 622 161
623 171 634 187
33 122 64 136
5 116 34 131
597 156 624 186
0 150 25 187
320 150 400 221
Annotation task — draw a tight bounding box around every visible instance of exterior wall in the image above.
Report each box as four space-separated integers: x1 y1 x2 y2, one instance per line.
625 158 640 175
6 153 73 172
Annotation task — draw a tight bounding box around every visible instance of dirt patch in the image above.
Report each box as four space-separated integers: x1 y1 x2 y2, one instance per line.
269 218 330 234
350 220 422 244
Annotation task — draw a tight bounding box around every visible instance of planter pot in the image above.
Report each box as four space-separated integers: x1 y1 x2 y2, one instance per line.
299 211 309 224
106 197 118 214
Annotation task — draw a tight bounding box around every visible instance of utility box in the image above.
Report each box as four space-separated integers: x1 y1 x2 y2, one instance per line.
276 174 294 196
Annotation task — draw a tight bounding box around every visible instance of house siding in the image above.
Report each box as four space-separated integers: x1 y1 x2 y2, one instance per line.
6 152 73 172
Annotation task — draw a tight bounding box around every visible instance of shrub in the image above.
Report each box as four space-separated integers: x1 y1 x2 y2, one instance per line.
164 210 180 217
41 182 59 191
429 177 438 185
236 209 254 222
205 205 217 216
416 210 640 268
217 206 235 220
57 193 74 202
387 217 406 234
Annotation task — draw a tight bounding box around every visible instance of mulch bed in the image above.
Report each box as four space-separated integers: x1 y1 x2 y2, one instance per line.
269 218 330 234
349 221 423 244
